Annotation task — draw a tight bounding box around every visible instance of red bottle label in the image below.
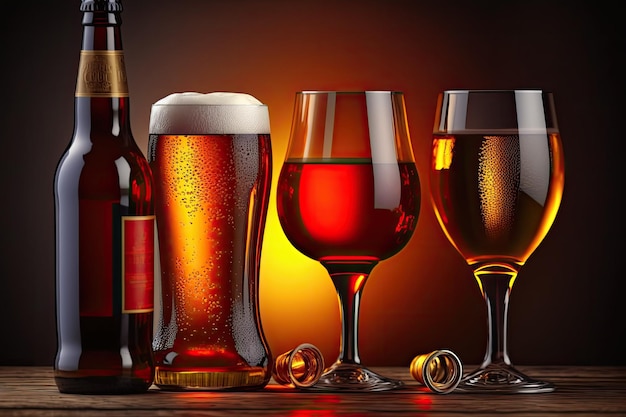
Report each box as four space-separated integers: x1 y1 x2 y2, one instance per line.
122 216 155 313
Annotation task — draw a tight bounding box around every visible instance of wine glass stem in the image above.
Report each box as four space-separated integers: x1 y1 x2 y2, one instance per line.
328 272 369 366
475 273 516 368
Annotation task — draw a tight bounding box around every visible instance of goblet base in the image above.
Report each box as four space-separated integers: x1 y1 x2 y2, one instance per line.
304 363 404 392
457 363 555 394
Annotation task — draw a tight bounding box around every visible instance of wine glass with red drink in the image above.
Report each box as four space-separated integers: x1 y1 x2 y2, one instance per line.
276 91 421 391
429 90 565 393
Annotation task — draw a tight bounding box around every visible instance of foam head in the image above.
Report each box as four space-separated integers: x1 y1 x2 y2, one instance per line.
149 92 270 135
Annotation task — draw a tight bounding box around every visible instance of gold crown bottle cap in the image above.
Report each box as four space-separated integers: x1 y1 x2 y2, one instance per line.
410 349 463 394
273 343 325 389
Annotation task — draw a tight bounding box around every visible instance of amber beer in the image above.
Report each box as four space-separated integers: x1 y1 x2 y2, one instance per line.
148 92 273 390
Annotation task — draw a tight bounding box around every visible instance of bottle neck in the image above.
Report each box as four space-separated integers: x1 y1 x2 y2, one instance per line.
75 8 133 142
81 9 124 52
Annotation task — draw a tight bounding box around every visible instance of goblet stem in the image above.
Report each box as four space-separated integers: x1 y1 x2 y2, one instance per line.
303 260 403 392
458 263 554 393
476 271 514 368
329 271 368 365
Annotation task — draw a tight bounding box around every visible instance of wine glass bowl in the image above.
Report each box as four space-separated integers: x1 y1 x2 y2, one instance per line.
429 90 565 393
276 91 420 391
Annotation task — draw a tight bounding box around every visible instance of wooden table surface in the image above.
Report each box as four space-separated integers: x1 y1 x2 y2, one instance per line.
1 366 625 416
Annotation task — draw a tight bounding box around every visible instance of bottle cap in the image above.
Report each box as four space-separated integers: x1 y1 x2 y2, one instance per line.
410 349 463 394
272 344 325 389
80 0 123 12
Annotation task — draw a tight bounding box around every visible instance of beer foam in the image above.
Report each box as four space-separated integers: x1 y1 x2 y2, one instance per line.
150 92 270 135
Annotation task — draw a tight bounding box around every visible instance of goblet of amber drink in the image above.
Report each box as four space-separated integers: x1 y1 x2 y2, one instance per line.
276 91 421 392
429 90 565 393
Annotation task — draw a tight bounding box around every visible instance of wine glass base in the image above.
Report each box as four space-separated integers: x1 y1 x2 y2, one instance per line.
304 363 404 392
457 363 555 394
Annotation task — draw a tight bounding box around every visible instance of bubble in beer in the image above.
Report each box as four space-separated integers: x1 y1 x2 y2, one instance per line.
233 303 266 366
478 135 520 240
232 135 260 210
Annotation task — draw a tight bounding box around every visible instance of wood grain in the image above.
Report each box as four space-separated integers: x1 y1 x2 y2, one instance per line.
1 366 625 416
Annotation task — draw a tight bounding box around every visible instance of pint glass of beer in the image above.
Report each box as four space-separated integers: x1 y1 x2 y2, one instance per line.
148 92 273 390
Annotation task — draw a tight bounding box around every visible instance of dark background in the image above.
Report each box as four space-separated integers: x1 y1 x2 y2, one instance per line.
2 0 623 367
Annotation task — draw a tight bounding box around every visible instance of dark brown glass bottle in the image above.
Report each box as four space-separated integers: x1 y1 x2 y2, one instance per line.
54 0 155 394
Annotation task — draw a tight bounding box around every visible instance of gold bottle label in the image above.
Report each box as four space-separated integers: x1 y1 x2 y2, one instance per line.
76 50 129 97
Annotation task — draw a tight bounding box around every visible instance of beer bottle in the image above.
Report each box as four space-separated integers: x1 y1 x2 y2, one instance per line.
53 0 155 394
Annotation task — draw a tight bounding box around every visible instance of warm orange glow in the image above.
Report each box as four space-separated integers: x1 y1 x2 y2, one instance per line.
157 135 230 318
534 133 566 254
433 137 455 170
299 164 361 244
353 274 366 293
262 384 293 391
185 347 228 357
259 97 448 367
169 392 220 400
412 396 434 409
473 262 519 293
288 411 338 417
127 7 565 368
314 395 342 404
258 117 340 364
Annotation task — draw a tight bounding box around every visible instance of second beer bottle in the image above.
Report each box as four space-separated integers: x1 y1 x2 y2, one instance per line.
53 0 155 394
